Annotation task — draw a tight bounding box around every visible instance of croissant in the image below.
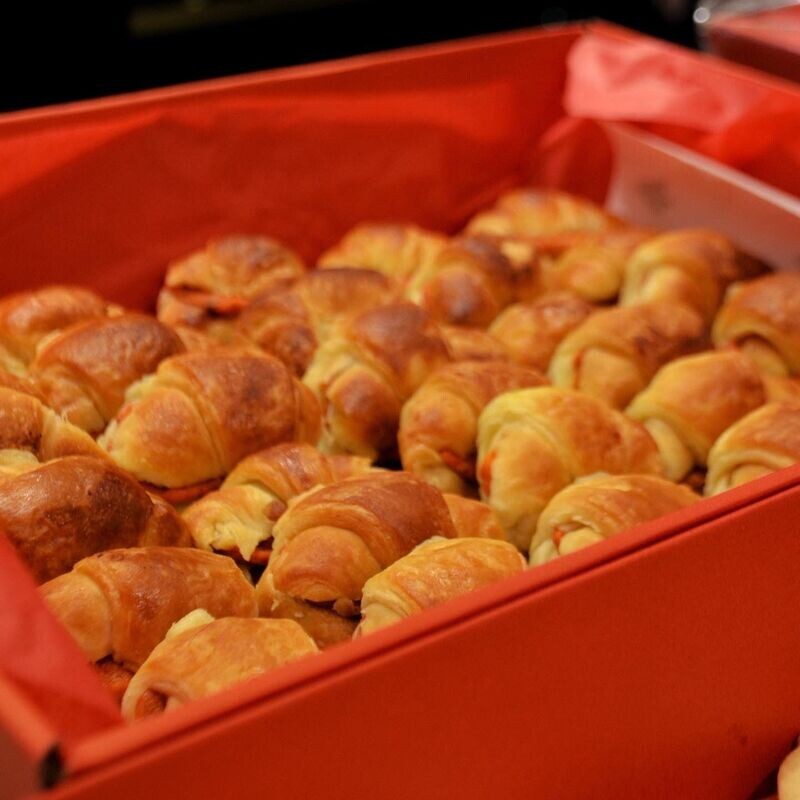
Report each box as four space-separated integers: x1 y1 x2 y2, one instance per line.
30 313 185 434
619 229 769 322
705 401 800 495
477 387 662 551
404 237 515 327
356 538 525 636
317 223 447 285
712 273 800 378
438 325 507 363
626 350 766 482
529 474 698 565
237 267 397 376
0 285 112 373
778 740 800 800
549 302 706 409
399 360 546 495
100 349 321 494
488 293 595 372
40 547 256 668
266 471 456 617
156 235 305 338
2 458 190 583
121 615 318 721
184 443 371 563
442 494 506 540
464 189 619 239
303 303 450 459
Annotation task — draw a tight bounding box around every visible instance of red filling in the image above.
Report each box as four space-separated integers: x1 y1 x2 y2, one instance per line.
439 449 476 481
478 451 497 496
170 288 249 316
142 477 223 505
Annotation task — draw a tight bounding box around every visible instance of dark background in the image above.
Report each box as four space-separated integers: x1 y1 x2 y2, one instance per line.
0 1 697 113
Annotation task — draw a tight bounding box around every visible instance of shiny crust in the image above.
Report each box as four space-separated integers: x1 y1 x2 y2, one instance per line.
101 349 321 488
464 189 619 238
356 538 525 635
530 474 698 563
157 235 305 331
477 387 663 550
626 350 766 481
399 360 546 494
31 314 185 434
2 457 191 584
121 617 318 721
712 273 800 377
405 237 515 327
318 223 447 285
443 494 506 540
489 293 595 372
0 285 110 371
268 471 456 610
705 401 800 495
303 303 450 459
549 303 706 409
184 443 371 560
41 547 257 668
238 268 397 375
439 325 510 362
620 229 769 322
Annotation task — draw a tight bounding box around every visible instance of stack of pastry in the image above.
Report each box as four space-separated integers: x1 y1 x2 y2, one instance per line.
2 188 797 724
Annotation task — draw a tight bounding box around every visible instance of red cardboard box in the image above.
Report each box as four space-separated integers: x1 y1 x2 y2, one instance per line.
2 22 800 799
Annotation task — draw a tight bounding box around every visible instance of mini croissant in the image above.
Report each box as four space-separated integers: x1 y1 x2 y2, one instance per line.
184 442 371 562
477 387 662 551
40 548 256 668
100 349 321 493
157 235 305 336
405 237 515 328
529 474 698 565
237 267 397 376
1 457 190 583
620 229 768 322
267 471 456 617
356 537 525 636
549 302 706 409
712 273 800 378
121 615 318 721
399 360 546 495
318 223 447 285
705 401 800 496
31 313 185 434
626 350 766 482
303 303 450 459
0 285 111 373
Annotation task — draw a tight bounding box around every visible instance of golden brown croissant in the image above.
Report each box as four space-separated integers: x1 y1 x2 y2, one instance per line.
183 442 371 563
317 223 447 285
100 349 321 493
404 237 515 327
464 189 619 239
549 303 706 409
237 267 397 376
712 273 800 378
620 229 768 322
778 740 800 800
399 360 546 495
529 474 698 565
30 314 185 434
121 615 317 721
442 494 506 540
303 303 450 459
156 235 305 337
40 548 256 668
2 458 190 583
0 285 112 373
356 537 525 636
488 292 595 372
705 401 800 495
477 387 662 551
626 350 766 482
438 324 510 363
266 471 456 617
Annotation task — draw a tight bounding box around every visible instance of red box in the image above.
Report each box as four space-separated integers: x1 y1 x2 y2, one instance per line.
2 22 800 799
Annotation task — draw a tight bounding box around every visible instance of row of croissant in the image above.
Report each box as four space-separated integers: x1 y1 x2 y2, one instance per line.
2 188 800 723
